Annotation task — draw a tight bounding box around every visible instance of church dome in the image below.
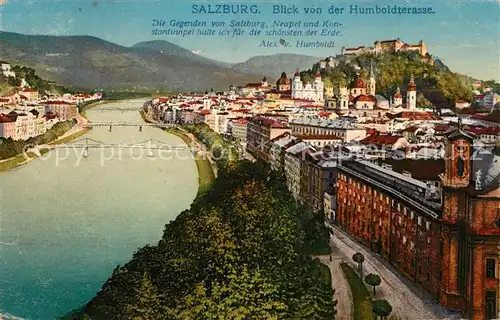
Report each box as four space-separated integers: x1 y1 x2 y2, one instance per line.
394 92 402 99
315 73 321 78
279 77 290 84
408 82 417 91
352 78 365 88
294 71 300 77
280 72 287 78
356 94 377 102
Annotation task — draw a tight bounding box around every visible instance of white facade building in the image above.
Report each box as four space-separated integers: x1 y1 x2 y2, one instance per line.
0 61 16 78
292 72 324 103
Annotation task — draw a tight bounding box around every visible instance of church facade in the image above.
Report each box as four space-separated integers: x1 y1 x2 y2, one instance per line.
291 72 324 103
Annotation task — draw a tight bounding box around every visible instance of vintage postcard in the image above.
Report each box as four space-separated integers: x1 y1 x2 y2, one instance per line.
0 0 499 319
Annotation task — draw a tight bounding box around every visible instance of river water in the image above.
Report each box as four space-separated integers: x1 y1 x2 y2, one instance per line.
0 99 199 319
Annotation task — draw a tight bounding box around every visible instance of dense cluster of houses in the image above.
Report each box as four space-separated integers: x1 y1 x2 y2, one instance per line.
146 68 500 320
0 88 102 140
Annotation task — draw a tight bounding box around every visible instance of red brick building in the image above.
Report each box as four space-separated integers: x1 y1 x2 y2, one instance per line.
335 127 499 319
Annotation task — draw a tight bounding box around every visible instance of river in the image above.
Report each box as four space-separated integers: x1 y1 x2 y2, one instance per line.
0 99 199 319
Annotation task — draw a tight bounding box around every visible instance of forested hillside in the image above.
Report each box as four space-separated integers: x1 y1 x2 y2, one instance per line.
75 157 336 319
301 52 474 109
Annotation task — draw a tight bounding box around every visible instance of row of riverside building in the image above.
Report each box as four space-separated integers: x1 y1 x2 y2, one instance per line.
0 89 102 140
245 114 499 320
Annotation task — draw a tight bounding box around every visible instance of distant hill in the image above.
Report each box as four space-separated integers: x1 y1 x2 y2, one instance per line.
0 32 254 91
132 41 233 69
0 32 323 92
231 53 323 79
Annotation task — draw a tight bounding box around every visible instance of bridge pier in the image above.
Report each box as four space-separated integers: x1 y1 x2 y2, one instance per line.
108 125 112 132
83 147 89 158
139 126 142 132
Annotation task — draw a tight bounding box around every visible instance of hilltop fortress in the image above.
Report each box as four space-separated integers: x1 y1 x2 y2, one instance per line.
342 39 428 57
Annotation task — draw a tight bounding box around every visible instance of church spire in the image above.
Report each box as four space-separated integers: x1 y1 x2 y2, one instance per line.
367 61 376 95
408 73 416 91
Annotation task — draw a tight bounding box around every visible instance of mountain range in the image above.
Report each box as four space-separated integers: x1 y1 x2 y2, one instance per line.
0 32 322 91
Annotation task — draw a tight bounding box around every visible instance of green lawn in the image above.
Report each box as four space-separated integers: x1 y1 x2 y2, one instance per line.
340 262 373 320
164 128 215 196
0 129 89 172
318 262 332 288
0 154 28 171
49 129 90 145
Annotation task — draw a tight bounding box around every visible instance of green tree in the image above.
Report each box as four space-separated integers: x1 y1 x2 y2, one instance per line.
372 299 393 320
179 266 287 319
352 252 365 278
123 272 164 320
365 273 382 295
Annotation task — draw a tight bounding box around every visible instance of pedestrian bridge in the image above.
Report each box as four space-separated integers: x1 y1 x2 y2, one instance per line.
47 137 200 158
92 107 140 113
81 122 176 131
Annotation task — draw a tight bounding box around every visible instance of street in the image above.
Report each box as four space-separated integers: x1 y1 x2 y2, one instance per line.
325 224 464 320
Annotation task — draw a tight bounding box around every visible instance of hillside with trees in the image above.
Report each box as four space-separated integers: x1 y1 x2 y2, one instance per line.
71 157 336 319
4 65 75 95
300 52 474 109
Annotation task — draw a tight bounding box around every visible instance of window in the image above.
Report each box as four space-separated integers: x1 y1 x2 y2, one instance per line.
486 259 496 278
426 221 431 231
403 236 407 244
457 156 465 177
418 216 422 226
410 211 415 220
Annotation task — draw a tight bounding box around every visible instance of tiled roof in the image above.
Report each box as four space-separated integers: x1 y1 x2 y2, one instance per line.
382 158 445 180
360 133 403 146
470 113 500 124
0 114 15 123
244 83 262 88
297 134 342 141
46 100 73 105
355 94 377 103
290 117 359 130
251 116 288 129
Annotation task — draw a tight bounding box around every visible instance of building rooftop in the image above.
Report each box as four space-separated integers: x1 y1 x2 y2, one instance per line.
360 133 404 146
290 117 360 130
381 158 444 181
339 160 442 218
